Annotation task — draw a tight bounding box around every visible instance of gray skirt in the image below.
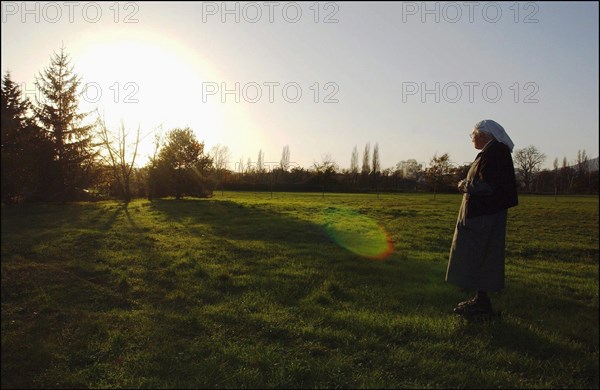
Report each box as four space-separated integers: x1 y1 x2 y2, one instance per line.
446 206 508 292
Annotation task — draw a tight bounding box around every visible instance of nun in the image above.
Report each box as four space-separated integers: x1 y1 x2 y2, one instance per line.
446 119 519 318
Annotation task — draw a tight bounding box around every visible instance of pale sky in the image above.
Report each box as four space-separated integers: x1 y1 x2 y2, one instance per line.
1 1 598 170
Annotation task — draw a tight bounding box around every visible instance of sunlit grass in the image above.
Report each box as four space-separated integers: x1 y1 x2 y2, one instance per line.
1 192 598 388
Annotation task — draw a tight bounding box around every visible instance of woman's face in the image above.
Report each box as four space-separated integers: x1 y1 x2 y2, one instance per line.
471 129 489 150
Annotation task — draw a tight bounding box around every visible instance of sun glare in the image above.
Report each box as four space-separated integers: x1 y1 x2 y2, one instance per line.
70 28 268 169
74 29 225 166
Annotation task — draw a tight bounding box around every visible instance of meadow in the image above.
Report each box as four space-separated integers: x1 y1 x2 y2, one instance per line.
1 192 598 388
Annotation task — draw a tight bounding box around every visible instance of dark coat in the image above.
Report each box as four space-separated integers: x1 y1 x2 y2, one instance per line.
446 140 518 292
464 140 518 218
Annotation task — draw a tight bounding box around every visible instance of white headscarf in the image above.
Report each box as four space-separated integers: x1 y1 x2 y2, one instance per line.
475 119 514 153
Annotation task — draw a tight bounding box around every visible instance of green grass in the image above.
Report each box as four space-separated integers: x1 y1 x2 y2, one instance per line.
1 192 598 388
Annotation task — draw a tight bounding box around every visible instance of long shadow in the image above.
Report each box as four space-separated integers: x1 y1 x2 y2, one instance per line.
140 200 476 320
146 198 441 291
146 199 577 301
4 198 596 387
143 199 597 387
147 198 327 246
98 195 600 383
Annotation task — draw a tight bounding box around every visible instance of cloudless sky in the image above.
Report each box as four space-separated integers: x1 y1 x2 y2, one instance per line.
1 1 598 170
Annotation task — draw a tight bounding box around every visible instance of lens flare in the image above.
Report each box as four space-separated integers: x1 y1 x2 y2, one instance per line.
322 207 394 260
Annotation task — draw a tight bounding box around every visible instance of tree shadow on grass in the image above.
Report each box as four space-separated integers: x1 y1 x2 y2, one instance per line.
147 198 327 245
3 198 597 388
147 198 432 271
111 198 600 387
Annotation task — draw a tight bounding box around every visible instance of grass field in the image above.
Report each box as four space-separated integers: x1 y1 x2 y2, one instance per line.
1 192 598 388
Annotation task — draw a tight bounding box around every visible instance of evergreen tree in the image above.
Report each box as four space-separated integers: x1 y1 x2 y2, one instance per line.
1 71 52 202
34 47 96 200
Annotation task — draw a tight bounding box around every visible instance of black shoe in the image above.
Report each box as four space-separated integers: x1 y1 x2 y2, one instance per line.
456 297 477 308
454 297 493 317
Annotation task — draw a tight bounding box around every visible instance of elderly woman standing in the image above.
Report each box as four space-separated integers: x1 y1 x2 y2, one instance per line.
446 119 518 319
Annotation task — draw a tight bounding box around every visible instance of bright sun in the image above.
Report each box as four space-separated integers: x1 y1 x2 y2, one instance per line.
74 29 224 166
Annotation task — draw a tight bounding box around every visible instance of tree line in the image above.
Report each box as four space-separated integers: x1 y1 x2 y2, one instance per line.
2 48 597 204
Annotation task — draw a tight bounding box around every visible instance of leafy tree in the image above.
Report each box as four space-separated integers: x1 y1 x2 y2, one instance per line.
514 145 546 192
425 153 453 199
34 47 96 200
313 154 338 197
153 127 212 199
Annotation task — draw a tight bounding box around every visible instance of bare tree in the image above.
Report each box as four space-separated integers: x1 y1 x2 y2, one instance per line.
210 144 231 196
350 145 359 175
361 142 370 175
514 145 546 192
257 149 265 173
372 142 381 175
96 114 140 203
372 142 381 196
553 157 559 200
576 149 589 190
210 144 231 171
561 156 575 193
147 131 162 201
350 145 359 188
238 156 245 174
280 145 290 171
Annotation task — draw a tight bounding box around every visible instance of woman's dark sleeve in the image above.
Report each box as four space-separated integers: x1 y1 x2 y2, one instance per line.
471 144 515 197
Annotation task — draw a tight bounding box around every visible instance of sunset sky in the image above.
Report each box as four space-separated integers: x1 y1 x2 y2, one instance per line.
1 1 598 170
